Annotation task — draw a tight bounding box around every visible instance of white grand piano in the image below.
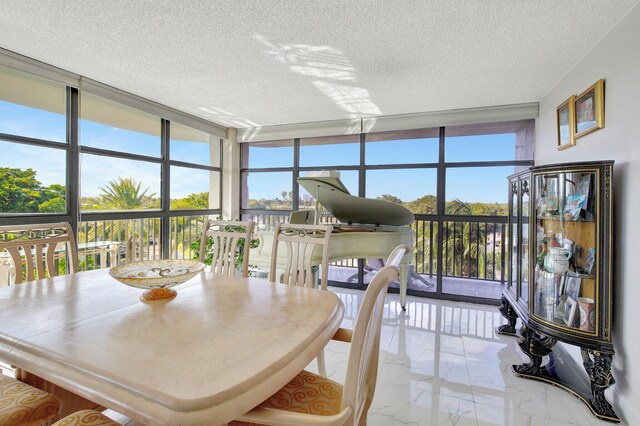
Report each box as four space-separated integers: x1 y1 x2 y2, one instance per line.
249 173 414 310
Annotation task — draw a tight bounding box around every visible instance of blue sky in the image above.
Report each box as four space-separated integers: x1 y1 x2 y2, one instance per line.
0 101 212 198
248 134 517 204
1 100 517 204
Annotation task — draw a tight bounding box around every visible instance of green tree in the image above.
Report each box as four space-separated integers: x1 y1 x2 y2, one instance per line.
100 177 155 210
445 198 472 215
377 194 403 205
171 192 209 210
407 194 437 214
38 184 66 212
467 202 508 216
0 168 66 213
79 196 107 210
248 198 268 209
411 197 506 280
86 178 157 257
0 167 43 212
38 197 66 212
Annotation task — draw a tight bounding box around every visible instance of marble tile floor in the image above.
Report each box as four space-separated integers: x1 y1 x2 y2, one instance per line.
105 287 624 425
327 265 504 300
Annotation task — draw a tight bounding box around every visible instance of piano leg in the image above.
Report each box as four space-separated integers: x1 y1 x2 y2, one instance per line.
400 262 409 311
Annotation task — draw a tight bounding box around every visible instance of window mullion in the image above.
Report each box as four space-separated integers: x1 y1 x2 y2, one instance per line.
161 119 171 258
68 87 80 232
293 138 300 211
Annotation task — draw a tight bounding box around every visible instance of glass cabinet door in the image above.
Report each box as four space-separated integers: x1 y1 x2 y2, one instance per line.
520 178 529 303
508 179 519 296
532 170 597 333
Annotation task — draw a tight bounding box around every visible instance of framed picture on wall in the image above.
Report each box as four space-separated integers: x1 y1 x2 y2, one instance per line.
556 95 576 150
574 79 605 139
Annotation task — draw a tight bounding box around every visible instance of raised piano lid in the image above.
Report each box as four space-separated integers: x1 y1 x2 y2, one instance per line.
298 176 414 227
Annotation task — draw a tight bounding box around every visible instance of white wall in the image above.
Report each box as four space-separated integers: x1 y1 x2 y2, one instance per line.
536 3 640 421
222 129 241 220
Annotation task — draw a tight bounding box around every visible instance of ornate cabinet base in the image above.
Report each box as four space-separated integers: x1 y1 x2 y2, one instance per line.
512 325 556 376
581 349 618 421
496 296 519 336
512 328 620 423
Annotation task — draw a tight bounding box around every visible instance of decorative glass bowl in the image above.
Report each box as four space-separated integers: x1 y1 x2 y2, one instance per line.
109 259 206 302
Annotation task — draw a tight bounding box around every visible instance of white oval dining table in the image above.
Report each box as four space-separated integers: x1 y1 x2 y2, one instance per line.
0 269 344 425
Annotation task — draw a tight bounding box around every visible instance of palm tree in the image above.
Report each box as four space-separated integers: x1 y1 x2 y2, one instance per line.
88 178 157 262
413 220 437 277
100 177 155 210
413 197 505 281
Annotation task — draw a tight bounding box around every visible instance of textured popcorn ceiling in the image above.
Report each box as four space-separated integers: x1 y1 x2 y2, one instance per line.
0 0 638 129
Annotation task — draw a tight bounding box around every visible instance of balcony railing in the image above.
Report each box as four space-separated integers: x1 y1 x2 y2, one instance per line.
76 214 211 271
413 216 506 282
0 214 215 286
243 211 506 282
241 210 358 268
0 210 506 287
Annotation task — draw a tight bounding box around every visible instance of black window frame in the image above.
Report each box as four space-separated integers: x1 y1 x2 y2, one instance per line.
239 121 535 305
0 71 223 259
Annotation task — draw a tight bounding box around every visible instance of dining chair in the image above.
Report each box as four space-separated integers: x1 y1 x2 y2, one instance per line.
270 223 333 377
51 409 121 426
0 222 78 285
199 219 255 277
124 235 143 263
269 223 333 290
0 374 61 426
231 261 401 425
332 244 409 346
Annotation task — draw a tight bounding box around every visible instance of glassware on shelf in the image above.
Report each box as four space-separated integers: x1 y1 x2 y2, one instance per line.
532 170 597 332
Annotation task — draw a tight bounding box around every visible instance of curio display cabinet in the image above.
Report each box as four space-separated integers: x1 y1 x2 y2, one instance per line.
498 161 617 422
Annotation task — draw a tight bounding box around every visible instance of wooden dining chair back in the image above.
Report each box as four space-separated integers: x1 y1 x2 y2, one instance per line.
0 222 78 285
340 264 399 424
232 255 402 426
199 220 255 277
270 223 333 290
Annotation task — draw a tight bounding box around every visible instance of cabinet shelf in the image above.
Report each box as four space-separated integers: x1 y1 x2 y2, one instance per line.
539 216 595 223
538 269 595 280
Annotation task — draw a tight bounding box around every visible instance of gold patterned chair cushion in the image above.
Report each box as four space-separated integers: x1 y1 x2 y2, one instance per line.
230 369 343 425
0 373 61 426
52 410 121 426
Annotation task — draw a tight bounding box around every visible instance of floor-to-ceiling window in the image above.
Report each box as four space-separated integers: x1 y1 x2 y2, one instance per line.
240 120 534 303
168 123 222 259
79 92 163 213
363 129 440 293
440 121 533 300
0 65 222 285
240 139 294 230
0 66 70 218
